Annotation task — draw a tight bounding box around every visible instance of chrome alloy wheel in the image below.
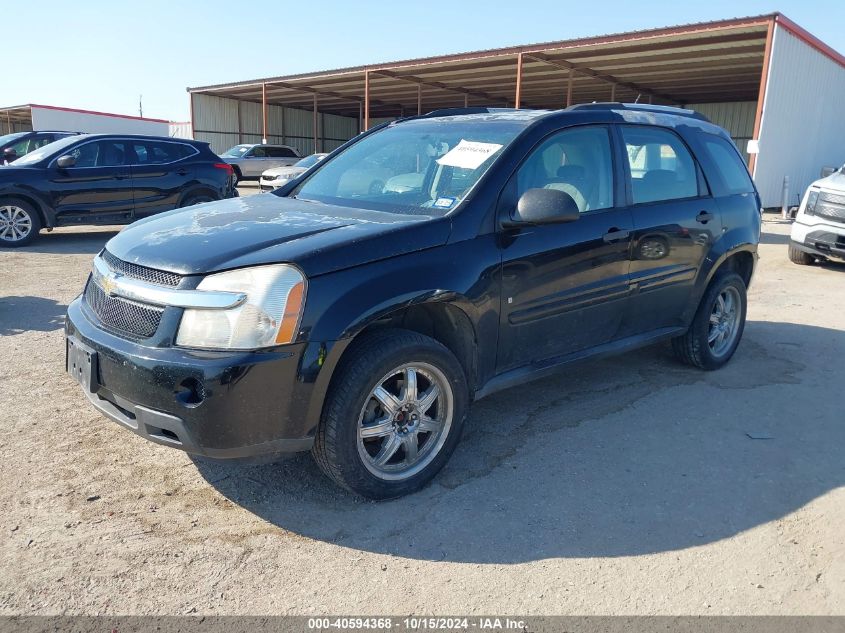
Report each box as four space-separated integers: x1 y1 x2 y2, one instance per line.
0 205 33 243
356 362 454 481
708 286 741 357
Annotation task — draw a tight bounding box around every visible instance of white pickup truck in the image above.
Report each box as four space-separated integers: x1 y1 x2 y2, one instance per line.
789 169 845 265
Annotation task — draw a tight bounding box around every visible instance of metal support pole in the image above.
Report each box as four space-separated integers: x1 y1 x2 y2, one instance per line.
781 176 790 219
237 100 242 143
358 102 363 134
514 52 524 109
364 70 371 131
313 93 318 153
417 84 422 115
464 94 469 108
610 83 616 102
261 82 268 144
566 69 574 107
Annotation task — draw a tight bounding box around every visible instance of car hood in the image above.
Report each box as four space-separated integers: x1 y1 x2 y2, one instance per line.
813 170 845 193
105 194 450 278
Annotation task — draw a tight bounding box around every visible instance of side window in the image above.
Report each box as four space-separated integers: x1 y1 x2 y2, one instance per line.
701 134 755 195
31 135 54 150
250 147 268 158
70 141 127 168
275 147 297 158
621 126 700 204
515 126 614 213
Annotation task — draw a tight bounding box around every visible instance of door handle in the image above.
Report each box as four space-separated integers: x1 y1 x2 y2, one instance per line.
696 210 714 224
176 169 189 176
602 227 630 243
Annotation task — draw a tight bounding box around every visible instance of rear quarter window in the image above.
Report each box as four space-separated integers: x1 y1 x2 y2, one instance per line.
700 134 755 195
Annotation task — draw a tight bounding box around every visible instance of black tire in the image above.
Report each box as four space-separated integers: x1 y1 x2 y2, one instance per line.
231 167 241 186
0 198 42 248
312 328 469 499
788 243 814 265
672 271 747 370
180 193 217 208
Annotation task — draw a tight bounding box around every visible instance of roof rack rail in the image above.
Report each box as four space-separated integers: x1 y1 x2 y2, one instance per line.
565 102 710 122
417 107 513 118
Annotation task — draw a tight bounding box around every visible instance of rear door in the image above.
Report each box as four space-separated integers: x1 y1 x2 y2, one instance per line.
129 140 196 217
240 146 270 177
497 125 634 372
616 124 722 336
49 139 134 224
266 146 300 168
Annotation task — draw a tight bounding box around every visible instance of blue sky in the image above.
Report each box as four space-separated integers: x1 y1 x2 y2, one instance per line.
6 0 845 121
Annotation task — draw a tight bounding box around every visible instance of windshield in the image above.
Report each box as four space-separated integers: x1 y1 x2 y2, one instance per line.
295 154 325 169
290 118 526 215
0 132 27 147
222 145 252 158
10 135 84 166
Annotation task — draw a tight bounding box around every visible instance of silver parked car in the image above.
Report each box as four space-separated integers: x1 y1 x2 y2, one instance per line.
259 153 328 191
220 143 301 183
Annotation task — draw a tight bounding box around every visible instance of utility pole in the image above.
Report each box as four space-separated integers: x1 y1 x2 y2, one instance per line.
138 95 143 118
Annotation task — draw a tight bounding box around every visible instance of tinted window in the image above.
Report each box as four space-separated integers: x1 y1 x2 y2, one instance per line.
267 146 297 158
621 126 699 204
701 134 755 195
131 141 192 165
250 147 268 158
515 126 614 213
68 140 128 167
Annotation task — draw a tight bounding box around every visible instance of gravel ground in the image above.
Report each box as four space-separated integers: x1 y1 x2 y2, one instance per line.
0 209 843 615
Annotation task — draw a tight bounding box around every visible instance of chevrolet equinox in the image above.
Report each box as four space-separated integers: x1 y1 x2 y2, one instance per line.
65 104 761 499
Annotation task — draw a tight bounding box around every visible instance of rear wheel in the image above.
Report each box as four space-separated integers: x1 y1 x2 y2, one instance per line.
788 243 814 265
180 193 217 208
312 329 468 499
231 167 241 187
0 199 41 247
672 272 747 370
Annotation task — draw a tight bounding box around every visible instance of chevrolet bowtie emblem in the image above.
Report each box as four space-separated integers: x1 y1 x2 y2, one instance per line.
100 272 121 296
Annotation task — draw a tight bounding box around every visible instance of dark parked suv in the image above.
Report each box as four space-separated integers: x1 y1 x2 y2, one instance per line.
65 104 760 499
0 134 235 246
1 130 80 163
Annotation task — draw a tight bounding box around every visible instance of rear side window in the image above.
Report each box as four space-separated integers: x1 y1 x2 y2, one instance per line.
269 147 297 158
621 126 700 204
132 141 194 165
701 134 755 195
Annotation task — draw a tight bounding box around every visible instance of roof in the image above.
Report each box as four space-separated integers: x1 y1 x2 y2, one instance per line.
0 104 174 125
188 14 780 118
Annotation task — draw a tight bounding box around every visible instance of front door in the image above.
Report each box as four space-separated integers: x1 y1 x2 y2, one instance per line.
497 125 633 372
49 139 134 224
616 125 723 336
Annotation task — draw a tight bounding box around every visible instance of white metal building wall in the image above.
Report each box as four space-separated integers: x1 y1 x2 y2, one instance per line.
754 26 845 208
31 107 170 136
192 94 358 155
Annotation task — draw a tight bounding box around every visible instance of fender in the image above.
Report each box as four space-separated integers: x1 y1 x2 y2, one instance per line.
297 236 501 431
0 185 55 227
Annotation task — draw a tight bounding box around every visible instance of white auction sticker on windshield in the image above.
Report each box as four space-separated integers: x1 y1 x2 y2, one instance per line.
436 140 503 170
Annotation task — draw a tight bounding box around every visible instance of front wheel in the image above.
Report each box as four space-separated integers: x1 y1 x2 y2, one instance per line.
0 199 42 247
788 243 814 265
672 272 747 370
312 329 468 499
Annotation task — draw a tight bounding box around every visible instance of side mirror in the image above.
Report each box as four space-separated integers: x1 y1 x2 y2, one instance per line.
507 188 580 226
56 155 76 168
3 148 17 162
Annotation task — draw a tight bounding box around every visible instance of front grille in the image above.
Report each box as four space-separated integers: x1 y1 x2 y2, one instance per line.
102 250 182 287
84 281 164 338
815 192 845 223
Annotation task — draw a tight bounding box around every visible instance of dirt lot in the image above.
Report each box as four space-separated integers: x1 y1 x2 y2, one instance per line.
1 205 844 615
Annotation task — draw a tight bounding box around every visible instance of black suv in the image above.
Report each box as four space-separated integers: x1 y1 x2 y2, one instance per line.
0 134 236 246
0 130 79 164
65 104 760 499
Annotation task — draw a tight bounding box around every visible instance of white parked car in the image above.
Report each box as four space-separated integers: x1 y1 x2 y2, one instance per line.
220 144 301 183
789 168 845 265
259 153 327 191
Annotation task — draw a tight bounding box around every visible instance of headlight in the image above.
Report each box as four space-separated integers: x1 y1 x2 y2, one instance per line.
805 188 819 215
176 264 305 350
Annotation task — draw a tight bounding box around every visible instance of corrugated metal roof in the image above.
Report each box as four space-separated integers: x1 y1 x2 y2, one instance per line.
188 14 775 118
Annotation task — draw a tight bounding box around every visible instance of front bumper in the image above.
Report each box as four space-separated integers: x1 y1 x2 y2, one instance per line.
791 220 845 261
65 297 319 459
258 178 283 192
